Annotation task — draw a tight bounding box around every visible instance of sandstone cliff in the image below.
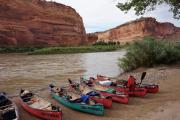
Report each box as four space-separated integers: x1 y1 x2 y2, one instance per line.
0 0 87 47
94 17 180 43
87 33 98 44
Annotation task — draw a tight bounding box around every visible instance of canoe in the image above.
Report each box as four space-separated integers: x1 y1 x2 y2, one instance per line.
115 85 147 97
139 84 159 93
97 74 159 94
19 89 62 120
96 90 129 104
79 82 129 104
73 84 112 108
116 81 159 94
83 76 147 97
49 84 104 116
89 96 112 108
96 75 148 96
0 92 19 120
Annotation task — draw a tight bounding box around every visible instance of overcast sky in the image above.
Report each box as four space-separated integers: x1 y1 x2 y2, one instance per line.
48 0 180 33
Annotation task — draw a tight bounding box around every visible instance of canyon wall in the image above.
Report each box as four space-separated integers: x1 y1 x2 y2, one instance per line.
0 0 87 47
94 17 180 44
87 33 98 44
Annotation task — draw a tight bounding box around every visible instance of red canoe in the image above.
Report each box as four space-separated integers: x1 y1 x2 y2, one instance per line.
90 96 112 108
140 84 159 93
19 90 62 120
97 74 159 94
114 86 147 97
116 80 159 94
68 84 113 108
95 90 129 104
81 83 129 103
93 79 147 97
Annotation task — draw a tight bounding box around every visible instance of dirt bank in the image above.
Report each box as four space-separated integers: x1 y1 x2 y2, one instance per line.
14 63 180 120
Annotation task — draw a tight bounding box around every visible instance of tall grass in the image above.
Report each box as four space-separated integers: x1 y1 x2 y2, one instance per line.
119 38 180 71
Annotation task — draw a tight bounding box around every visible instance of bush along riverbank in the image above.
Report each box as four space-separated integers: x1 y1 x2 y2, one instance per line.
119 37 180 71
0 41 123 54
0 47 40 54
28 45 121 55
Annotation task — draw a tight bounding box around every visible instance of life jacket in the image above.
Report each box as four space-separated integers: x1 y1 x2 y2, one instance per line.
127 76 136 88
86 91 99 96
81 95 89 103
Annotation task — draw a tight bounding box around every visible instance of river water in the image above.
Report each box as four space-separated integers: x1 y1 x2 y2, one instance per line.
0 50 125 94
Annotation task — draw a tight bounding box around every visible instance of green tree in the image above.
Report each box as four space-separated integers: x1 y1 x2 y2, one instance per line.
117 0 180 19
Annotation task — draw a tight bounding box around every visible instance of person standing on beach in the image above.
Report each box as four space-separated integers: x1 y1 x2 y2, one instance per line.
127 75 136 90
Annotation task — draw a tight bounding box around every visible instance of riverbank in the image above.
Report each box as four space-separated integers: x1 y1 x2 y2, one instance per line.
0 45 121 55
13 62 180 120
29 45 121 55
117 62 180 120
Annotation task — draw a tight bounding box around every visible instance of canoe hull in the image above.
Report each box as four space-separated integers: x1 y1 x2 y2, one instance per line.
19 100 62 120
51 93 104 116
90 96 112 108
97 75 159 94
115 87 147 97
143 85 159 93
98 84 147 97
117 81 159 94
94 81 147 97
96 91 129 104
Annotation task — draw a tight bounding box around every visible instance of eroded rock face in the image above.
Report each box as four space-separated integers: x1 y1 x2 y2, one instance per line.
94 17 180 43
87 33 98 44
0 0 87 47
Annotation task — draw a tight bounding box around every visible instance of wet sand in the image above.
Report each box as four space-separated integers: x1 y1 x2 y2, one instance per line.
13 63 180 120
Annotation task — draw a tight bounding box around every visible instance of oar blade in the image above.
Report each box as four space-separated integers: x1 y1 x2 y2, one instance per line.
141 72 146 81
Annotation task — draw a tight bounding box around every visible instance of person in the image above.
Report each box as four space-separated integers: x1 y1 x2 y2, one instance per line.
86 77 95 86
127 75 136 90
68 78 76 88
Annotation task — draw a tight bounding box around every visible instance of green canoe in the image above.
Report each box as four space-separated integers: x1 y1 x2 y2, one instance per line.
51 93 104 116
104 88 116 93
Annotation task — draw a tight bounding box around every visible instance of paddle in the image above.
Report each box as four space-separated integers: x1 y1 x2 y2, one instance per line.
139 72 146 84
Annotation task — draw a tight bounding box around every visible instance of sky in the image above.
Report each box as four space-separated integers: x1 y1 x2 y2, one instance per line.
48 0 180 33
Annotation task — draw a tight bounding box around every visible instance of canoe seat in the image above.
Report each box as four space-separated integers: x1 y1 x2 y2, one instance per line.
30 99 51 110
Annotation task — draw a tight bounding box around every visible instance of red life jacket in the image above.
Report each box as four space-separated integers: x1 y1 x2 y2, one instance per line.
127 76 136 88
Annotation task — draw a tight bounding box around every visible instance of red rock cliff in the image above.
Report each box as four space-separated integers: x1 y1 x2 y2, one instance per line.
94 17 180 43
0 0 87 47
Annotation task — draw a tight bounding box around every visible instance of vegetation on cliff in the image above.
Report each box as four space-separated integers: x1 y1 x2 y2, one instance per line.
119 38 180 71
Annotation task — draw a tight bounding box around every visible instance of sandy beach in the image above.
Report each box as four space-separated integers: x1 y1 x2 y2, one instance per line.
14 63 180 120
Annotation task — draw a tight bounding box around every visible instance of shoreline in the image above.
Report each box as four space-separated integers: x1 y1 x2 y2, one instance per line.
12 62 180 120
117 63 180 120
0 45 122 55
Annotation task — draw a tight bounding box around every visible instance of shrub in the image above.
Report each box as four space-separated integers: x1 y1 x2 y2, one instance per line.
93 41 118 46
119 38 180 71
0 47 40 53
29 45 118 55
93 41 108 46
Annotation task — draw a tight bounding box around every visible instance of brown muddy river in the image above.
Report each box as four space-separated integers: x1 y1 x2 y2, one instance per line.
0 51 125 94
